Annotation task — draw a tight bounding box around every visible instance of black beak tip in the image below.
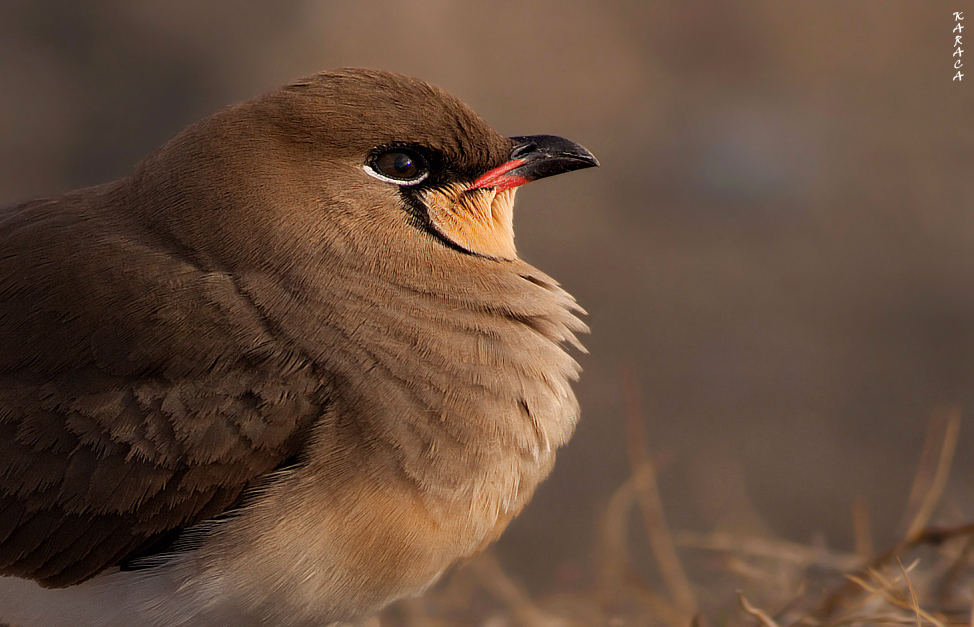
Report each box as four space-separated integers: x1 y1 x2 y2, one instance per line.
574 147 600 169
509 134 600 181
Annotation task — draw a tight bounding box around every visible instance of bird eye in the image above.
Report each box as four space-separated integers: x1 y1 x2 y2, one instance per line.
367 149 429 185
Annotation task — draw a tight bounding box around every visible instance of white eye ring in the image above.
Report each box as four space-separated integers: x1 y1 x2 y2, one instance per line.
363 164 429 186
364 149 430 186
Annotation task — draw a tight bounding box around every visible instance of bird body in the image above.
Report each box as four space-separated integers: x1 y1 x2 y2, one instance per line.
0 69 596 626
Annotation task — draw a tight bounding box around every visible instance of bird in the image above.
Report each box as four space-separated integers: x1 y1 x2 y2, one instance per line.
0 68 597 627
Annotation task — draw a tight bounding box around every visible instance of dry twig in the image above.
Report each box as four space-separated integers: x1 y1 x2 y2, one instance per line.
738 592 782 627
623 370 697 617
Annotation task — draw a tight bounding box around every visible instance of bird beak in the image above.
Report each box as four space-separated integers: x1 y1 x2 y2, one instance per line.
468 135 599 192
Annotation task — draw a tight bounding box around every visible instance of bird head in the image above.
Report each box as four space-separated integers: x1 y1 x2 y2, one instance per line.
131 68 597 275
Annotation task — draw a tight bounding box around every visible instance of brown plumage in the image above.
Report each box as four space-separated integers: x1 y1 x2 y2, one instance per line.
0 68 596 626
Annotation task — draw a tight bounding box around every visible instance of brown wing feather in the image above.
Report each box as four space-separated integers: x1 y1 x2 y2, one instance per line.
0 186 327 586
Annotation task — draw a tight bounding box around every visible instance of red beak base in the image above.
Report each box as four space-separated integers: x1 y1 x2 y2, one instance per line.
467 159 529 192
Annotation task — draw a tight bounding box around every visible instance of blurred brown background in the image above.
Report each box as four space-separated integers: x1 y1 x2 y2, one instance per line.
1 0 972 598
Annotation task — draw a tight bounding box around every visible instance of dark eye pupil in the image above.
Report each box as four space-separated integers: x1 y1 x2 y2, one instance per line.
376 150 422 180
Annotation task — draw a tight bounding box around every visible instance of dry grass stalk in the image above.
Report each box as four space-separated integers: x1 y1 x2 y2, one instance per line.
898 558 929 627
739 592 783 627
853 497 874 560
596 476 689 627
841 563 948 627
673 531 861 572
623 370 698 618
902 410 951 532
905 409 961 539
